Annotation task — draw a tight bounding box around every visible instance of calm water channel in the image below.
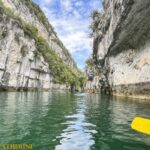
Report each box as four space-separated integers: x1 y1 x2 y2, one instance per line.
0 92 150 150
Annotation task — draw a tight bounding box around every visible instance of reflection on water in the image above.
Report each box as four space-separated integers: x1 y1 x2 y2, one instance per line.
0 92 150 150
56 93 96 150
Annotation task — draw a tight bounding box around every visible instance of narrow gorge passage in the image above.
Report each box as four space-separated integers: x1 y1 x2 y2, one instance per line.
0 0 150 150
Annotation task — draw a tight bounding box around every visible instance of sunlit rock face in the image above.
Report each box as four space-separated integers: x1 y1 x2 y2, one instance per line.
0 18 51 90
92 0 150 98
0 0 75 91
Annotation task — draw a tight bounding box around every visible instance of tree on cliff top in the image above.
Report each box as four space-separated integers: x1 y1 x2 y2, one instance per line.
89 10 101 37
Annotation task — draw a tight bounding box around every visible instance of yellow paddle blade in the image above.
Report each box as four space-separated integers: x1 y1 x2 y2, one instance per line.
131 117 150 135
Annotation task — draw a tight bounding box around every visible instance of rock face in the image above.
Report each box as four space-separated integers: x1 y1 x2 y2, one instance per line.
91 0 150 99
85 65 101 93
1 0 75 67
0 19 50 90
0 0 77 91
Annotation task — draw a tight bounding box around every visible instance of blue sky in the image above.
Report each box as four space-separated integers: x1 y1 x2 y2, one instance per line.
33 0 102 70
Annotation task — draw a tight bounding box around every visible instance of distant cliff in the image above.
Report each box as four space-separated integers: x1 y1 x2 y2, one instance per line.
86 0 150 99
0 0 83 91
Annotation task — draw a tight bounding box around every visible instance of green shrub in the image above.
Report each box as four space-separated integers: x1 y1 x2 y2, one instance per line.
22 23 38 40
36 36 77 84
89 10 101 37
86 57 95 67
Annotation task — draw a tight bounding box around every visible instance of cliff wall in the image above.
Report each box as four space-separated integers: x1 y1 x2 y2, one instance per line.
2 0 76 67
0 0 80 91
89 0 150 99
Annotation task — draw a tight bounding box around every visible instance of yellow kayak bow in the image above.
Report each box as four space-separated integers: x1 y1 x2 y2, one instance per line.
131 117 150 135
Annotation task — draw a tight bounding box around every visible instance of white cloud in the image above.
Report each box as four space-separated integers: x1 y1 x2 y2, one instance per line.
60 0 73 11
49 14 92 54
34 0 102 69
42 0 52 4
74 1 83 7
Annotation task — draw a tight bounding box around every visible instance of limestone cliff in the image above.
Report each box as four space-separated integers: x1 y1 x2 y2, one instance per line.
85 58 101 93
88 0 150 99
0 0 81 91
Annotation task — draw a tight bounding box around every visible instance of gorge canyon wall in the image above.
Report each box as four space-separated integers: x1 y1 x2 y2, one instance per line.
86 0 150 99
0 0 80 91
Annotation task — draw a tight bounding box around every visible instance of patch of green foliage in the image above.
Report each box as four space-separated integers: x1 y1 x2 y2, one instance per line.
86 57 95 67
23 23 38 40
37 36 76 84
36 37 85 89
89 10 101 37
36 36 84 87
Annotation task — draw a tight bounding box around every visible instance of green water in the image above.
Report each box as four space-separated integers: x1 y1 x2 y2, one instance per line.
0 92 150 150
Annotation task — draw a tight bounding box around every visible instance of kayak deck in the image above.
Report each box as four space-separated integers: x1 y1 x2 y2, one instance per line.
131 117 150 135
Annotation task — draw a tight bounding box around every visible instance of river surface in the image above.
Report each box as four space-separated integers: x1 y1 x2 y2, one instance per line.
0 92 150 150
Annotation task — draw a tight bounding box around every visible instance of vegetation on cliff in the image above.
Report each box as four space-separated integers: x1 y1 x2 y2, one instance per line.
21 0 75 65
86 58 95 68
89 10 101 37
21 0 55 35
0 0 86 90
85 57 101 77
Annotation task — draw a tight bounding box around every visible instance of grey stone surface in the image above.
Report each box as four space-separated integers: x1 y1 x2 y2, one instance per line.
0 18 51 90
89 0 150 98
0 0 76 90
